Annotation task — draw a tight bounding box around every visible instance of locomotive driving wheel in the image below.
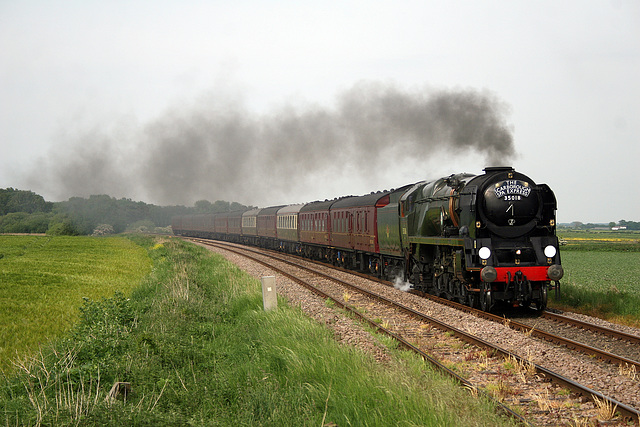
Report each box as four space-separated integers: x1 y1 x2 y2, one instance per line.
467 291 477 308
458 282 468 305
479 282 493 312
434 273 447 298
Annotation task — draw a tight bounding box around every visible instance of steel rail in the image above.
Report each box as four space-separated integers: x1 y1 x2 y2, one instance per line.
413 292 640 371
542 310 640 345
191 238 640 424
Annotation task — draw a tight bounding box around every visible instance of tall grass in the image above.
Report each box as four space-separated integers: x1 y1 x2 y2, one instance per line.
0 235 151 372
1 236 516 426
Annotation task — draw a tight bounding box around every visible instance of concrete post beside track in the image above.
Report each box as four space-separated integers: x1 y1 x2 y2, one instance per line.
261 276 277 311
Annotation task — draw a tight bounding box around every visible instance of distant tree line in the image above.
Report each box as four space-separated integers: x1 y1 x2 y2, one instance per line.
0 188 253 236
0 188 53 215
559 220 640 231
5 187 636 235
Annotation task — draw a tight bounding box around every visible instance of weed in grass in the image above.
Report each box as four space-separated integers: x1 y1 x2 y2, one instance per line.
524 324 536 338
503 354 534 384
618 362 637 380
568 417 591 427
532 388 559 411
484 378 512 401
450 341 465 350
12 346 105 425
502 358 515 372
463 383 479 398
592 394 618 421
476 351 491 370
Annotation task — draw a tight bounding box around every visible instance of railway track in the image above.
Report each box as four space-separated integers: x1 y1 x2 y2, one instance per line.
540 311 640 347
416 293 640 371
190 238 640 425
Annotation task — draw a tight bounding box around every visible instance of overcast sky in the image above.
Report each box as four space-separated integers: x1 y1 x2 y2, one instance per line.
1 0 638 223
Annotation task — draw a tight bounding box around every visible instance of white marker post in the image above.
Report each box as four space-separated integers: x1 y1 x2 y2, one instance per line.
261 276 277 311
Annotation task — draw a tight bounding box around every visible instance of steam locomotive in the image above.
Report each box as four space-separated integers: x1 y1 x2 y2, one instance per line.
172 167 563 311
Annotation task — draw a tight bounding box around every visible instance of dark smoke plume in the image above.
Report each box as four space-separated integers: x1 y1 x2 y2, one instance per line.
27 82 516 206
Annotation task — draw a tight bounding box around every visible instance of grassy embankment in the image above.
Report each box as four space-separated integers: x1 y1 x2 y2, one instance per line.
551 230 640 326
1 235 515 426
0 235 151 373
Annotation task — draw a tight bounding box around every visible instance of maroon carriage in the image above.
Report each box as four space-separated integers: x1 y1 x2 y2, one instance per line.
257 205 285 249
299 200 334 260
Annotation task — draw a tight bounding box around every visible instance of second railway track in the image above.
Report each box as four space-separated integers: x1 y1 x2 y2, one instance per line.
415 292 640 370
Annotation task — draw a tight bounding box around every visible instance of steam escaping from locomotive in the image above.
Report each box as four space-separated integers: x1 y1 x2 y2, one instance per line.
26 82 516 206
393 275 412 292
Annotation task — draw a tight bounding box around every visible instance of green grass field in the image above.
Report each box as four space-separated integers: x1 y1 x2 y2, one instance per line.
1 236 516 426
2 232 638 424
0 235 151 372
552 231 640 325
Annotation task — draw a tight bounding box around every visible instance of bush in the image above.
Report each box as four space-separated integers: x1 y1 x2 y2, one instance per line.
0 212 51 233
47 216 79 236
92 224 115 236
127 220 157 233
65 292 136 382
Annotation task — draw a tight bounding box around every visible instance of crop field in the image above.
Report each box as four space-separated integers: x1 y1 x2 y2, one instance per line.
553 231 640 324
558 230 640 252
0 235 151 372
